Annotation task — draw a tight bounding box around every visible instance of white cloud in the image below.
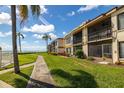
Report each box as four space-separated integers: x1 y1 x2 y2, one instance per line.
22 44 46 52
21 41 27 44
40 5 48 14
6 5 10 9
33 34 44 39
67 11 75 16
0 43 12 51
33 33 57 40
0 31 11 37
49 33 57 40
57 15 66 21
34 40 39 43
22 24 55 34
62 32 66 35
0 42 46 52
0 12 11 25
77 5 99 13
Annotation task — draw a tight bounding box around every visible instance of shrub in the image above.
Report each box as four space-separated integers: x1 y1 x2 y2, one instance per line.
87 56 94 61
65 53 70 57
115 61 121 65
75 50 85 59
51 52 58 55
58 53 66 56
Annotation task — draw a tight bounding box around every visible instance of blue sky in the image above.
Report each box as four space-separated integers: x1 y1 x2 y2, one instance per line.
0 5 116 52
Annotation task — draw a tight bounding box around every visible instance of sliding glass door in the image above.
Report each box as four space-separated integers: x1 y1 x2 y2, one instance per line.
119 42 124 58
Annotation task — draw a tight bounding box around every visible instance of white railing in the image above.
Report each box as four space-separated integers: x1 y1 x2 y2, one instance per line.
0 51 13 68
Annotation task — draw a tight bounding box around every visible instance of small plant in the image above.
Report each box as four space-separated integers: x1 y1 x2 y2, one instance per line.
87 56 94 61
102 56 106 61
66 53 70 57
115 61 121 65
51 52 58 55
75 49 85 59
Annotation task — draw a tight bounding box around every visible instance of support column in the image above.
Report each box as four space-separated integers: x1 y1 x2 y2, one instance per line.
83 27 88 57
111 14 119 63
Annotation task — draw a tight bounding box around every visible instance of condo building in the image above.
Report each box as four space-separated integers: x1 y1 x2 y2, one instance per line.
48 38 65 54
48 6 124 64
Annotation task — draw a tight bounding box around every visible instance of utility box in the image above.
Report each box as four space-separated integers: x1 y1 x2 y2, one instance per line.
0 47 2 68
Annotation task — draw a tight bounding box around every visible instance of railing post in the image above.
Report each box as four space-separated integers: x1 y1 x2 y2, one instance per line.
0 47 2 68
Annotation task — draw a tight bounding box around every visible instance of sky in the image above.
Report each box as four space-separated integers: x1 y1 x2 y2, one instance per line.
0 5 117 52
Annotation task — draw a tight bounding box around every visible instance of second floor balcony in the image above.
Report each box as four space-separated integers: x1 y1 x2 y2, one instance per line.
88 27 112 42
73 31 82 44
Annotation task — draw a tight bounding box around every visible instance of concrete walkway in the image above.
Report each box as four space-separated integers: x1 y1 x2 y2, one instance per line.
0 80 14 88
27 56 55 88
0 63 34 75
0 63 35 88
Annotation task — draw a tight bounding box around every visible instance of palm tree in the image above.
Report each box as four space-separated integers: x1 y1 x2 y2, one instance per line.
11 5 41 74
16 32 24 53
42 34 51 52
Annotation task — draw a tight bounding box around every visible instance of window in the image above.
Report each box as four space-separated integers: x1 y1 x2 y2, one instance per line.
118 13 124 30
66 37 71 44
119 42 124 58
103 44 112 58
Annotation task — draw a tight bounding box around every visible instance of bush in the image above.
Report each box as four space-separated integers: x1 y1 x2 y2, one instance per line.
115 61 121 65
87 56 94 61
65 53 70 57
75 50 85 59
50 52 58 55
58 53 66 56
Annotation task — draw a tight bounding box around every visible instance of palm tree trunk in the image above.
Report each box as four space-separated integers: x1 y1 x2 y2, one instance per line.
11 5 20 74
46 39 48 53
19 36 22 53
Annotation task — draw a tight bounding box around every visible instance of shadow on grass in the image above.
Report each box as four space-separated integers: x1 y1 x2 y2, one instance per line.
51 69 98 88
13 72 31 88
18 72 30 80
14 78 28 88
27 78 56 88
17 72 56 88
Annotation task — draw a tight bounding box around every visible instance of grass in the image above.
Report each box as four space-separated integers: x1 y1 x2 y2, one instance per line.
40 53 124 88
0 66 33 88
1 53 38 70
1 52 124 88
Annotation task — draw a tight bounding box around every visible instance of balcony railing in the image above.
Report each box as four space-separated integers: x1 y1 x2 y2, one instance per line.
88 28 112 42
73 37 82 44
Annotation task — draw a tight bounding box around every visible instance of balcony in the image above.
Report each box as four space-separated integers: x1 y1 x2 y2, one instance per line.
88 27 112 42
73 31 82 44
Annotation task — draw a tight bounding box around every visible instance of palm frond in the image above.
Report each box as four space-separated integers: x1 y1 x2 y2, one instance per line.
20 34 24 39
30 5 41 17
18 5 28 24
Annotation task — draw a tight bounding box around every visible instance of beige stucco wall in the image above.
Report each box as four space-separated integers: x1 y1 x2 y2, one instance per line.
64 35 73 55
111 7 124 63
82 27 88 57
57 48 65 53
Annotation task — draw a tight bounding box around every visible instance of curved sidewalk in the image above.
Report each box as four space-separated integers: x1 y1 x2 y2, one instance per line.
0 63 34 88
0 63 34 75
27 56 55 88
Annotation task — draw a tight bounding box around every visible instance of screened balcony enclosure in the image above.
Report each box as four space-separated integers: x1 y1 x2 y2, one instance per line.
88 40 112 58
88 18 112 42
73 31 82 44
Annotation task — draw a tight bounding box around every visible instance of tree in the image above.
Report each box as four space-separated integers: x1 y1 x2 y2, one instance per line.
11 5 41 74
42 34 51 52
17 32 24 53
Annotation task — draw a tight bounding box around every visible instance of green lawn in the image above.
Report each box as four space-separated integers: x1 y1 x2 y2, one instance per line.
0 66 33 88
41 53 124 88
1 52 124 88
2 53 38 70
